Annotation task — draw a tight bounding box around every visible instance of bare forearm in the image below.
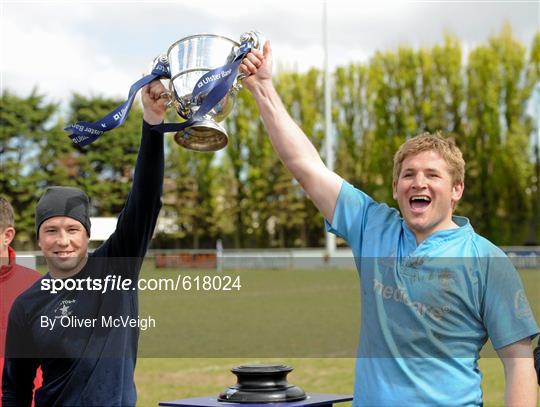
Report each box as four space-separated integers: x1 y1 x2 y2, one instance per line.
248 79 341 220
504 359 537 406
241 42 341 220
249 81 324 180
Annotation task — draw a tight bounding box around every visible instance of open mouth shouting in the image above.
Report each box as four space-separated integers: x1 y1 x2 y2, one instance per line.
409 195 432 214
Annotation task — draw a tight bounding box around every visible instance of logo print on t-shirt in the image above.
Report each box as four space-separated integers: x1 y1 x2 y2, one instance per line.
54 299 76 319
514 289 533 320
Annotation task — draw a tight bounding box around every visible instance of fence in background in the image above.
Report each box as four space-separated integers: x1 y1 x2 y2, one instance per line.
18 247 540 270
150 247 540 270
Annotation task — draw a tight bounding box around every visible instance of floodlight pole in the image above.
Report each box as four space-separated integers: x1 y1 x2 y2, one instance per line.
323 1 336 258
534 84 540 243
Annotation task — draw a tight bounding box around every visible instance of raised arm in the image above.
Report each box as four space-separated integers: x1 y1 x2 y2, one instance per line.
96 80 166 261
240 42 342 222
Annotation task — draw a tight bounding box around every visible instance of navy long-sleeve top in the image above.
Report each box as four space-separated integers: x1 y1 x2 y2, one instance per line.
2 121 164 406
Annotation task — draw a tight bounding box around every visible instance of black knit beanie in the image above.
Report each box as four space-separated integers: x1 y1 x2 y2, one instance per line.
36 187 91 237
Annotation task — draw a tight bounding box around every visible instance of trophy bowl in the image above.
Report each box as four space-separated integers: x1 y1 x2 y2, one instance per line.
163 33 259 152
66 32 261 149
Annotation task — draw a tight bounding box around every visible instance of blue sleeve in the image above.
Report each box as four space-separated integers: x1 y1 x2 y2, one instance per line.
482 255 539 349
94 121 164 264
324 180 392 255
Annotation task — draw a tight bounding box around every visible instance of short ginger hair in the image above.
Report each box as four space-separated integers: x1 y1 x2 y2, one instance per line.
393 132 465 185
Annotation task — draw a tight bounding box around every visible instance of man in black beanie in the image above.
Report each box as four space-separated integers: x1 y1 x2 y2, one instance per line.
2 79 167 407
34 186 92 279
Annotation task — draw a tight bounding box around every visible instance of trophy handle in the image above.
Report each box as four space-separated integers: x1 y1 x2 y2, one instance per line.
240 31 263 50
159 90 175 109
237 31 264 81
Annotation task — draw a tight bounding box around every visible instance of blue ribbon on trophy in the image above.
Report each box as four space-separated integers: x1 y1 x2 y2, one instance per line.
65 32 261 151
66 60 170 147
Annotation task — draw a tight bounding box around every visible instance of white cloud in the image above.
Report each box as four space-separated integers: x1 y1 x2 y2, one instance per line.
1 7 135 108
1 0 538 106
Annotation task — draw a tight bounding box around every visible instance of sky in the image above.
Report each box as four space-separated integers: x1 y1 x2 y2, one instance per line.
1 0 539 108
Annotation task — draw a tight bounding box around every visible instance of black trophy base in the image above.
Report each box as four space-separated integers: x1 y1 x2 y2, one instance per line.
218 364 306 403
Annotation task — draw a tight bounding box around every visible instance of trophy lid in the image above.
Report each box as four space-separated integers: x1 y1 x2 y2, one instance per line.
231 364 293 374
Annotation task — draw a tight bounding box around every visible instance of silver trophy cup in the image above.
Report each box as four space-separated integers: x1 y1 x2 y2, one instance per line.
158 32 261 152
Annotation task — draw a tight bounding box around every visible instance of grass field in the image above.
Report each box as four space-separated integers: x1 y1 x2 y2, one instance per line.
135 358 509 406
132 264 539 406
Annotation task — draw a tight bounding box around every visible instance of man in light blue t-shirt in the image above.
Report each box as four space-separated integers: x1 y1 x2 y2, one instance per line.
240 42 539 406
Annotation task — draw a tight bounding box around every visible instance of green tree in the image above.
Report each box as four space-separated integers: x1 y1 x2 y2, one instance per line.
65 94 143 216
333 64 369 187
275 69 325 247
3 24 538 249
525 32 540 244
220 87 262 247
464 26 533 244
162 139 217 249
0 90 58 247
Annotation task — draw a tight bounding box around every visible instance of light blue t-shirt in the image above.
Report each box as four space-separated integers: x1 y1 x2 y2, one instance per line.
326 180 539 406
